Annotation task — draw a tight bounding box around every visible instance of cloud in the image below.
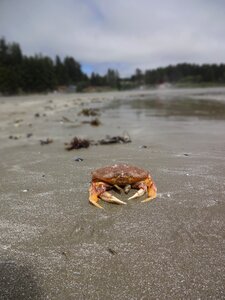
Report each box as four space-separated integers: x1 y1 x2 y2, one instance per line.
1 0 225 76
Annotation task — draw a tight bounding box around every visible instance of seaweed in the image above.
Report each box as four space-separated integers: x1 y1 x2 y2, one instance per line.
65 137 90 151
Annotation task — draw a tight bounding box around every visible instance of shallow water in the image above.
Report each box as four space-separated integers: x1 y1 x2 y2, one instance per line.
106 91 225 119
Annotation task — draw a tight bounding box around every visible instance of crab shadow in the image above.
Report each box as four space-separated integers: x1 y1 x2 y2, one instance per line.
0 259 44 300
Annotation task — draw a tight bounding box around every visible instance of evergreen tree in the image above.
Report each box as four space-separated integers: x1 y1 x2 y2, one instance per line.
0 38 89 94
106 69 120 88
0 38 23 94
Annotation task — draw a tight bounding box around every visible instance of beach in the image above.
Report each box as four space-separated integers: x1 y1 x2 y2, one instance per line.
0 87 225 299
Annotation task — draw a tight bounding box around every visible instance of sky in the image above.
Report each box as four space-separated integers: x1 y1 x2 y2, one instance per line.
1 0 225 77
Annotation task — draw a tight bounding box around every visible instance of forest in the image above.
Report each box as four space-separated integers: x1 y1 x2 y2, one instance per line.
0 37 225 95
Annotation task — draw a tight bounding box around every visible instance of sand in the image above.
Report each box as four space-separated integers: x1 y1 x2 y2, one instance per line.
0 88 225 299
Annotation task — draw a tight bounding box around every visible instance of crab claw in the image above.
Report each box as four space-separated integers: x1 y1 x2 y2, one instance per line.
89 198 104 209
128 188 145 200
89 182 106 209
100 191 127 205
141 195 157 202
141 181 157 202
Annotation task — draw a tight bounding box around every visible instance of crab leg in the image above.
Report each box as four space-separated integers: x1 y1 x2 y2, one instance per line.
89 191 104 209
141 181 157 202
89 182 127 208
113 184 124 193
124 184 131 194
89 181 108 209
128 188 145 200
100 191 127 205
128 176 157 202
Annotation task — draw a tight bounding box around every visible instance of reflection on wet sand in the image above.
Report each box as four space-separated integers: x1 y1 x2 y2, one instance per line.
107 96 225 119
130 98 225 118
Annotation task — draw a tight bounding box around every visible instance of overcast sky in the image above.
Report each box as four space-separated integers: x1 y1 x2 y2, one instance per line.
1 0 225 76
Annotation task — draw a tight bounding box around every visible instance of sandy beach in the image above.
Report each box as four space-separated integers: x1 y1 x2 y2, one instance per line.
0 87 225 299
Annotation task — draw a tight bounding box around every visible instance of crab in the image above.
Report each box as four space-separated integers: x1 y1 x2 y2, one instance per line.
89 163 157 209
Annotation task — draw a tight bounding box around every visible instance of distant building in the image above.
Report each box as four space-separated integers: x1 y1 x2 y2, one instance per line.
56 85 77 93
67 85 77 93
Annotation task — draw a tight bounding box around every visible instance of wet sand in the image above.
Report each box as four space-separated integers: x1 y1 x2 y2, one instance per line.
0 88 225 299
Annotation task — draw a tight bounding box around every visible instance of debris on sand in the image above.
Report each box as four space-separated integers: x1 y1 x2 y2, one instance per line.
61 116 73 123
61 251 69 259
98 132 131 145
90 118 101 126
139 145 148 149
40 138 53 145
9 135 21 140
82 118 101 126
13 119 23 127
26 133 33 138
73 157 84 162
65 137 90 151
78 108 99 116
65 132 131 151
107 248 117 255
14 119 23 124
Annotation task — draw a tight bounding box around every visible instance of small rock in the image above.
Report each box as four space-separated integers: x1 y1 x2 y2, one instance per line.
139 145 148 149
40 138 53 145
90 118 101 126
74 157 84 162
9 135 19 140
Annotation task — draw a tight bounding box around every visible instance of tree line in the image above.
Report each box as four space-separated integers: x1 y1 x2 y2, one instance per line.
133 63 225 85
0 38 89 94
1 37 225 95
0 38 121 94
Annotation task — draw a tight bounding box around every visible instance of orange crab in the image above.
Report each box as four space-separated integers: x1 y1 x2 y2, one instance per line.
89 163 157 209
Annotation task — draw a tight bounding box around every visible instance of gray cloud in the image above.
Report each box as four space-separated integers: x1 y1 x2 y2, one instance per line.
1 0 225 76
